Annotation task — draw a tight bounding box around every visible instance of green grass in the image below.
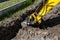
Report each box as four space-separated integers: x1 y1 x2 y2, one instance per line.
0 0 25 10
0 0 35 21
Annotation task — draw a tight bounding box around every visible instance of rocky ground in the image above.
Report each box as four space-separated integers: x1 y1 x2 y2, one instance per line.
0 0 60 40
11 1 60 40
11 24 60 40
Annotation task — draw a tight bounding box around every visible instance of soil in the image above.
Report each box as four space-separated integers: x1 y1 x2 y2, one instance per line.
11 4 60 40
11 25 60 40
11 2 60 40
0 0 60 40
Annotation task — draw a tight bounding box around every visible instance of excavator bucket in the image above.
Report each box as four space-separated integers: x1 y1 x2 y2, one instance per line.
21 0 60 27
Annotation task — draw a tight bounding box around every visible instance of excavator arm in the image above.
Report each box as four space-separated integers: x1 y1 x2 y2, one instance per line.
21 0 60 27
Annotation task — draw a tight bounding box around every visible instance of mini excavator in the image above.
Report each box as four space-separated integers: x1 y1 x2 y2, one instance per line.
21 0 60 27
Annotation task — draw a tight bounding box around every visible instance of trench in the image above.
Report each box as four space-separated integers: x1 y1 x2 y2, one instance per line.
0 8 60 40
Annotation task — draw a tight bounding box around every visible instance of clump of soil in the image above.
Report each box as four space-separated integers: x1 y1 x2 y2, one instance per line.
12 25 60 40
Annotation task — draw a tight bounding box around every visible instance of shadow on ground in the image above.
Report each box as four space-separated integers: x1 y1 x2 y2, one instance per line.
0 19 22 40
31 16 60 29
0 6 35 40
0 10 60 40
43 16 60 27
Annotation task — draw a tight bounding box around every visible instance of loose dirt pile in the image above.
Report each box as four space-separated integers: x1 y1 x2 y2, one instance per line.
12 24 60 40
12 1 60 40
0 0 60 40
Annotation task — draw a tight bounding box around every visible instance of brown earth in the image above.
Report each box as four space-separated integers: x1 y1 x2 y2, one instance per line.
11 25 60 40
11 2 60 40
12 4 60 40
0 0 60 40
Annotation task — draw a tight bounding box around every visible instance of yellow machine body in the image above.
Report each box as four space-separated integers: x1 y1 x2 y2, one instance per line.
29 0 60 24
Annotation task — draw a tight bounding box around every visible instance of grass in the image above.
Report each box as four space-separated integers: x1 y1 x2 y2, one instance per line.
0 0 25 10
0 0 35 21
